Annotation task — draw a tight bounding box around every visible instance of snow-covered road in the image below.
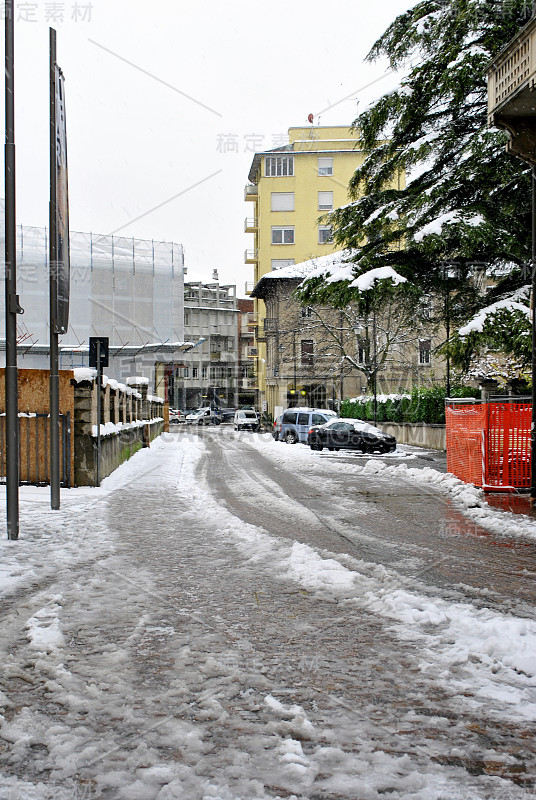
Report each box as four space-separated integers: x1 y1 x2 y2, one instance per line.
1 430 536 799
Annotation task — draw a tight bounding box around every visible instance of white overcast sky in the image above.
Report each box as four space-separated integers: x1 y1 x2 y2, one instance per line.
1 0 413 296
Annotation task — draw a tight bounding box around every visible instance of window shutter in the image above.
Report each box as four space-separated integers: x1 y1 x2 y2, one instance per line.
271 192 295 211
318 191 333 210
318 157 333 175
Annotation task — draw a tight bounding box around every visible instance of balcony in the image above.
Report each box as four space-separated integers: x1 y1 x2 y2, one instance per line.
244 217 258 233
255 325 265 343
263 317 278 336
247 347 258 358
244 184 258 201
244 281 255 295
488 15 536 164
244 249 258 264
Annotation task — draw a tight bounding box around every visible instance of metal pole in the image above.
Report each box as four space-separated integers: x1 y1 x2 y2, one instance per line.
531 167 536 503
96 340 101 486
5 0 19 540
49 28 60 510
446 281 451 398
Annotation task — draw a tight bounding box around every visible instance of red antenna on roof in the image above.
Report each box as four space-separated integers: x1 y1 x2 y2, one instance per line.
307 113 314 124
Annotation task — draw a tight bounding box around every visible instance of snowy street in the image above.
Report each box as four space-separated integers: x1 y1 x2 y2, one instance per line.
1 428 536 799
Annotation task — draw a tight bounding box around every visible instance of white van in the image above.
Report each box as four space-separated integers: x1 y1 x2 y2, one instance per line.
234 409 260 431
279 407 336 444
185 407 221 425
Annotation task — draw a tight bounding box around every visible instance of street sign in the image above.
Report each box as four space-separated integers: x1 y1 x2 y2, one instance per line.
52 63 70 334
89 336 109 368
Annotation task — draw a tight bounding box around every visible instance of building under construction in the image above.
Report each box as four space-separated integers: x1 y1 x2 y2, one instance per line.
0 200 191 392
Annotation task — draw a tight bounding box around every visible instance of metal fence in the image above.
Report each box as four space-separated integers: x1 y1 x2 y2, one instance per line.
0 413 71 487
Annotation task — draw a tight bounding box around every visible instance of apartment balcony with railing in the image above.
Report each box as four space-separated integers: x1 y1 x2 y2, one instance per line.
244 249 258 264
487 15 536 163
244 184 258 201
244 217 258 233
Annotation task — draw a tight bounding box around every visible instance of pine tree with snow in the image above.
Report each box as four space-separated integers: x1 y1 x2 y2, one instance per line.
298 0 534 357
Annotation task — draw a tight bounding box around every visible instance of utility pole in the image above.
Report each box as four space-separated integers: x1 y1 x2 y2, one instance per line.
5 0 21 540
49 27 60 509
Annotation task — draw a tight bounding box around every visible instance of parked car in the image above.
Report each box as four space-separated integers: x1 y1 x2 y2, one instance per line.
234 409 260 431
169 408 185 424
219 408 236 423
185 407 221 425
272 415 282 440
308 417 396 454
279 407 337 444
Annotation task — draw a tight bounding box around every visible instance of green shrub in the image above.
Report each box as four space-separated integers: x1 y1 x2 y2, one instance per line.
341 385 481 424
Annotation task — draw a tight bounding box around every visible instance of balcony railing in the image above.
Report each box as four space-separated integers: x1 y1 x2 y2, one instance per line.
244 249 258 264
245 281 255 295
244 217 258 232
244 184 258 201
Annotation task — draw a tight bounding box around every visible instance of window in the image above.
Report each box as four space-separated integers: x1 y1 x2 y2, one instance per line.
318 157 333 176
202 366 208 379
297 412 309 426
183 366 189 378
184 312 190 326
301 339 314 366
300 306 312 318
357 344 367 364
210 367 216 379
419 339 431 365
265 155 294 177
271 192 295 211
282 411 297 424
318 226 333 244
318 191 333 210
272 226 295 245
271 259 295 271
192 367 198 379
420 296 432 320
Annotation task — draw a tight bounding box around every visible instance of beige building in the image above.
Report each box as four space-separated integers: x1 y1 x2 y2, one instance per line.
251 258 446 419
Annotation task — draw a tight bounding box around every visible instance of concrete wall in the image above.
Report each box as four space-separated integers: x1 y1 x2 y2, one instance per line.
381 422 446 451
74 376 165 486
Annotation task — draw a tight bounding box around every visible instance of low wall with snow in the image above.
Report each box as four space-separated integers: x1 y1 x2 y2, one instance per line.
73 370 165 486
381 422 446 451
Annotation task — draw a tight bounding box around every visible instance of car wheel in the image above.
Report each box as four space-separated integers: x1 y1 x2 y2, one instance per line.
284 430 298 444
316 441 324 451
310 442 317 450
328 446 334 451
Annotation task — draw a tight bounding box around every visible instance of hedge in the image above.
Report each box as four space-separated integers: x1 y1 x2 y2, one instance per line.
341 386 480 425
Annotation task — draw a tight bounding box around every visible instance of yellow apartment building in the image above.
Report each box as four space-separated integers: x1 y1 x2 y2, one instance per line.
244 125 375 411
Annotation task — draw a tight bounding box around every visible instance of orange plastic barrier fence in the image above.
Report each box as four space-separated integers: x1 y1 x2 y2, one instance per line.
446 401 531 491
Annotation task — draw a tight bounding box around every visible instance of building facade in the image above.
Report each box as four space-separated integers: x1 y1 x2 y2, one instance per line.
237 298 257 408
244 125 394 407
162 270 239 410
252 259 446 419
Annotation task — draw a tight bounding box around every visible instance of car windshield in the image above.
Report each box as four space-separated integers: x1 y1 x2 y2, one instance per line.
241 411 256 418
